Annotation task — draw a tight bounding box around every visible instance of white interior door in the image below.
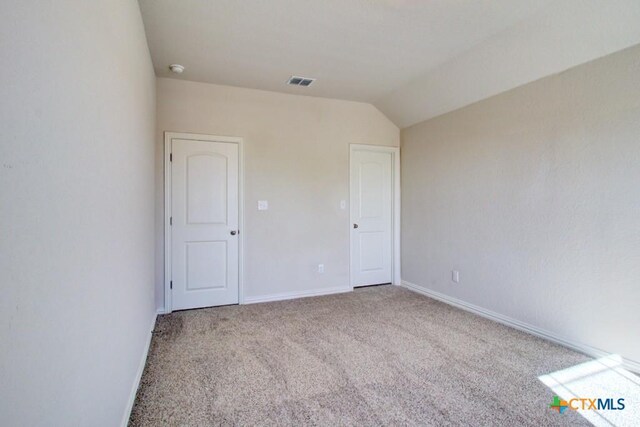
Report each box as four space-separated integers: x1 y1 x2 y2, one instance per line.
350 148 393 287
170 138 239 310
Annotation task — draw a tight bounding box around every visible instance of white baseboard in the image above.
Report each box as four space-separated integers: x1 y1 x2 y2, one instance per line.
243 286 352 305
120 312 157 427
401 280 640 374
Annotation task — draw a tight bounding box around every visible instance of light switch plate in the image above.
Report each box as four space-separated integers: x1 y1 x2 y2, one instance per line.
452 270 460 283
340 200 346 210
258 200 269 211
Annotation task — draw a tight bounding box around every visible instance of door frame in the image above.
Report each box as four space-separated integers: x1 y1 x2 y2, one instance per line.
164 132 245 313
349 144 401 288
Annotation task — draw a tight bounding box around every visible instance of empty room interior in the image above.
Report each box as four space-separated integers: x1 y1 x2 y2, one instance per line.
2 1 640 426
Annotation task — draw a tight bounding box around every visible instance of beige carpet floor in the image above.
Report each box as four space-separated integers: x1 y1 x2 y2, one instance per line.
129 285 591 426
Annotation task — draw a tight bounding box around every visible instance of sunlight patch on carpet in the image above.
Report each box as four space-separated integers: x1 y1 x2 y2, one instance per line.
538 354 640 426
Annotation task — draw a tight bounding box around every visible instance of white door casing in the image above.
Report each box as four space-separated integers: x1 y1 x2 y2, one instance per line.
350 146 396 287
165 133 243 312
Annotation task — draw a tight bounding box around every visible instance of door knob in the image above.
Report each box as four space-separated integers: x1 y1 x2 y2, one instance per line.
230 230 237 235
353 224 359 229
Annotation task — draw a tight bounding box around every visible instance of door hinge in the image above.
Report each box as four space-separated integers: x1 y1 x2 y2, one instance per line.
170 153 173 162
170 216 172 226
170 280 173 290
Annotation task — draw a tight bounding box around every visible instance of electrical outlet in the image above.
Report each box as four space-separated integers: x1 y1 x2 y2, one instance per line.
318 264 324 273
257 200 268 210
452 270 460 283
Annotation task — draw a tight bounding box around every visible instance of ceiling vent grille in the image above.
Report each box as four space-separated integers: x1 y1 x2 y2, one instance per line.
287 76 315 87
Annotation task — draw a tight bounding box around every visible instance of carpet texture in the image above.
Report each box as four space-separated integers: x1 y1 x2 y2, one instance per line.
130 285 591 426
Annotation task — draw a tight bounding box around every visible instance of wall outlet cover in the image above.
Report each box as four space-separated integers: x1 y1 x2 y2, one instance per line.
452 270 460 283
258 200 269 210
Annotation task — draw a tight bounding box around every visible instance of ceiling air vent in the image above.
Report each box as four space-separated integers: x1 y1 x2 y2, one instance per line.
287 76 316 87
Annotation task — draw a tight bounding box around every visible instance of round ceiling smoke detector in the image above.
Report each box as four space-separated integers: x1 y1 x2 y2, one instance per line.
169 64 185 74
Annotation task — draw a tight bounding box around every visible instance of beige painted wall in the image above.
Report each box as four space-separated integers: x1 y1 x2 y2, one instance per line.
156 78 399 308
401 44 640 365
0 1 156 425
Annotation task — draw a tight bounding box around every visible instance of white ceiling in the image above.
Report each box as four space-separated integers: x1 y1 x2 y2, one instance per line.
139 0 640 128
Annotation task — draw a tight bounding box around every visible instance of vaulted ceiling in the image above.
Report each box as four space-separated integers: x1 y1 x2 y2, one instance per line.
139 0 640 128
